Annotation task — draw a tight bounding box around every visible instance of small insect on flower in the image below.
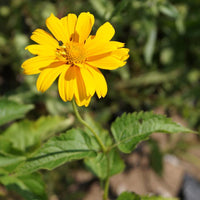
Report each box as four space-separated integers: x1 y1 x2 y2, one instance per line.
22 12 129 106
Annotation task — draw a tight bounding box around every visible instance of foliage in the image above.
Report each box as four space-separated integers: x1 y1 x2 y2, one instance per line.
0 102 193 199
15 129 97 175
0 0 199 199
111 112 192 153
117 191 179 200
0 98 34 126
0 173 47 200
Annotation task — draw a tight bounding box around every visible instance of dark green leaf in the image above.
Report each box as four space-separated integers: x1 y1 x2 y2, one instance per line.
0 115 73 152
0 154 25 168
111 112 193 153
84 149 124 179
142 196 178 200
117 192 179 200
84 114 124 179
15 129 97 175
0 173 47 200
117 192 140 200
0 98 34 126
84 113 113 149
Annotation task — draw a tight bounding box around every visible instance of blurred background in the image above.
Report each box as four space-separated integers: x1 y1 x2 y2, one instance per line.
0 0 200 199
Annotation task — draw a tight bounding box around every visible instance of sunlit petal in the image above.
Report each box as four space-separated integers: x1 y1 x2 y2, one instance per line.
22 56 57 75
21 12 129 107
25 44 55 56
46 13 68 43
75 12 94 43
86 65 107 98
31 29 58 48
79 65 95 97
86 54 125 70
37 63 67 92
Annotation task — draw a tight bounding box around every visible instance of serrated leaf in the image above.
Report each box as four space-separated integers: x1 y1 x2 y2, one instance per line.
111 112 193 153
0 98 34 126
0 115 73 152
84 149 124 180
0 173 47 200
15 129 97 175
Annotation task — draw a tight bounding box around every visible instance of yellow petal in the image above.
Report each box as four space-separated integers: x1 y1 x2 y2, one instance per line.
95 22 115 41
22 56 57 75
58 66 92 106
83 22 115 50
31 29 58 47
65 66 78 101
75 67 91 106
61 13 77 41
46 13 68 43
36 63 67 92
74 12 94 43
79 65 95 97
85 41 125 58
58 66 77 102
86 65 107 98
75 95 91 107
111 48 130 61
75 67 87 106
58 68 69 102
25 44 55 56
86 54 125 70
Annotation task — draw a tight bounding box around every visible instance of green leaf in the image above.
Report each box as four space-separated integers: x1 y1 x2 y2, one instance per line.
117 192 179 200
84 149 125 180
142 196 179 200
0 98 34 126
15 129 97 175
83 114 124 179
0 173 47 200
111 112 193 153
117 192 140 200
84 113 113 149
0 115 73 152
0 154 25 169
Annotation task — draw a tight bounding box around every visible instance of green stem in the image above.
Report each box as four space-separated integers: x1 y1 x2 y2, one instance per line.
103 176 110 200
103 153 110 200
72 100 110 199
72 100 107 153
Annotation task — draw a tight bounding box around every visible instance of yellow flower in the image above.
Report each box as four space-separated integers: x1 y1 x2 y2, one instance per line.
22 12 129 106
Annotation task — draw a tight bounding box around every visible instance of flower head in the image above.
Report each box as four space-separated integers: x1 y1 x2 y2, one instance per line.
22 12 129 106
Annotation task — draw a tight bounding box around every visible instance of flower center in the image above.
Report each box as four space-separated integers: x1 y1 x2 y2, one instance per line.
56 42 86 64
